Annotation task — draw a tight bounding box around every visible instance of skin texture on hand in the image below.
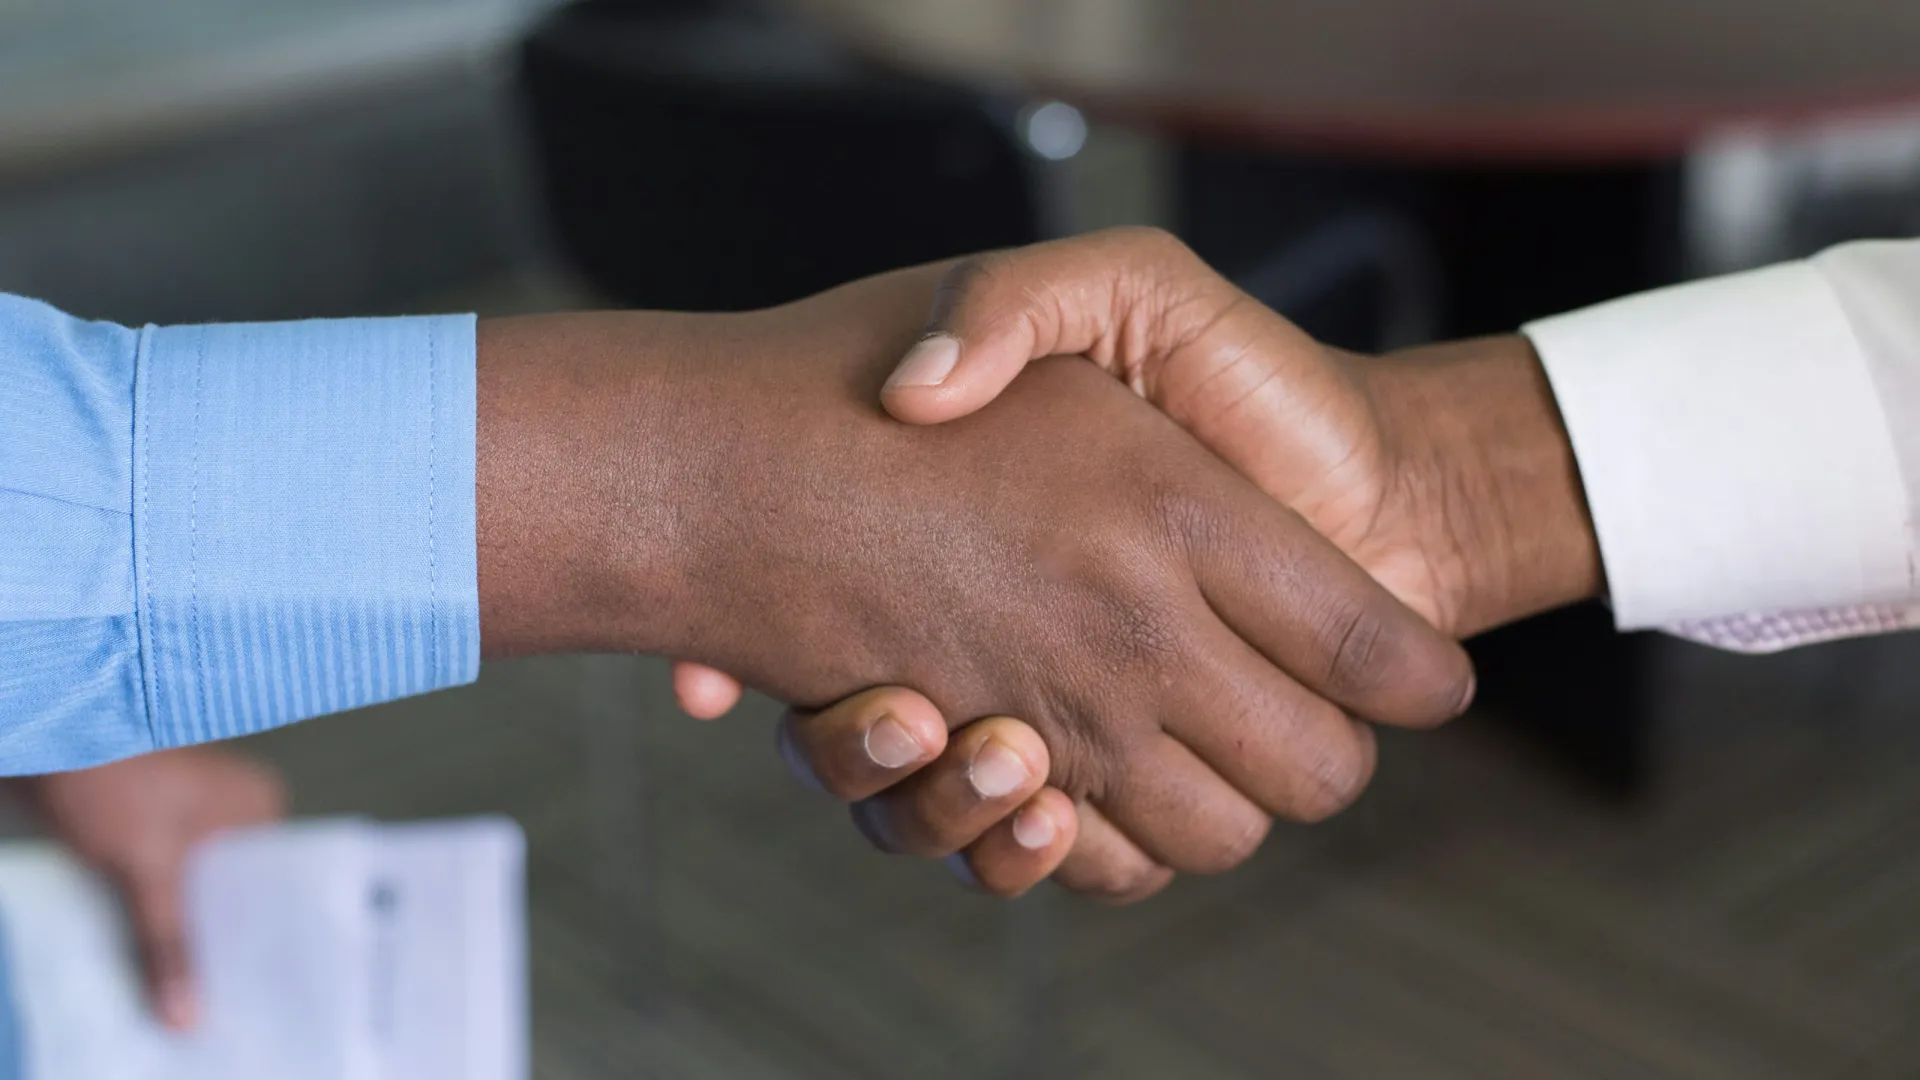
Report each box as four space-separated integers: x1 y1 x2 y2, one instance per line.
473 260 1474 880
16 749 287 1029
1355 333 1605 635
727 229 1605 901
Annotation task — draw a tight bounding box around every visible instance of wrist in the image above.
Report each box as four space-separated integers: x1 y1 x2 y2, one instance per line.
475 312 706 658
1362 334 1603 636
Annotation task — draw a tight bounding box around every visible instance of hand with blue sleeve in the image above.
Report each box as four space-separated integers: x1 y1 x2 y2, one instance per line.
2 260 1472 896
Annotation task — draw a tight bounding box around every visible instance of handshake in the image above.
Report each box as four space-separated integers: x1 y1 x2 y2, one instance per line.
479 227 1606 903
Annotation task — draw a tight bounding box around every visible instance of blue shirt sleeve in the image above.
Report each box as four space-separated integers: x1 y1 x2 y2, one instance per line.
0 295 479 774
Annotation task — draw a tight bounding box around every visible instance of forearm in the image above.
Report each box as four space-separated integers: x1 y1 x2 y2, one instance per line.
475 311 707 660
1363 334 1604 638
475 260 953 664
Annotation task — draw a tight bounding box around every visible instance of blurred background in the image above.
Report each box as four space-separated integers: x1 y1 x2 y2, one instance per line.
9 0 1920 1075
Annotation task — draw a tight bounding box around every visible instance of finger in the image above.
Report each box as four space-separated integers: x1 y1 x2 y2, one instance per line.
1186 487 1475 728
1167 623 1379 823
947 787 1078 898
673 661 745 720
120 861 197 1031
1052 800 1176 904
881 227 1225 423
1094 735 1273 877
778 687 947 800
853 716 1050 857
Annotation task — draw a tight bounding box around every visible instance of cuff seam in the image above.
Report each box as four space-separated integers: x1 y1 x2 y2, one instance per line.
427 317 441 684
186 324 207 751
131 323 162 754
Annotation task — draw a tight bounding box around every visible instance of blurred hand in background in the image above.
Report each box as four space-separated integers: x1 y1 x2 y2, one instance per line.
16 749 287 1030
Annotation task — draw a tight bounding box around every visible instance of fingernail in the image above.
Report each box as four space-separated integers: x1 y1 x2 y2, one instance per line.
1011 804 1057 850
968 740 1030 799
158 979 197 1030
1455 671 1478 717
864 715 925 770
886 334 960 389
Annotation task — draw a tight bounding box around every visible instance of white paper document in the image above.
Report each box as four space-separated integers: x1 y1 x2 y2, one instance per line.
0 816 526 1080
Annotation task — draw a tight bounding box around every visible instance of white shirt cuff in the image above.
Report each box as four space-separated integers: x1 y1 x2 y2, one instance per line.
1522 260 1913 632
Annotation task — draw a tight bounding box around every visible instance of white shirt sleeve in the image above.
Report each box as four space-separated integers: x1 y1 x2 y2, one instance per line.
1521 240 1920 653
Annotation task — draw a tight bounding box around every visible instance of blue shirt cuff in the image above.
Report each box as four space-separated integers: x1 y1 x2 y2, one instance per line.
132 314 480 749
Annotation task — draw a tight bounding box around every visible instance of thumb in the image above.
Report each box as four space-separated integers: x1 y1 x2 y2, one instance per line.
880 227 1227 425
120 859 197 1031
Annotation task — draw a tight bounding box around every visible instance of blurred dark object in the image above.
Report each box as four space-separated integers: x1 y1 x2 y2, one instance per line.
518 0 1040 310
782 0 1920 162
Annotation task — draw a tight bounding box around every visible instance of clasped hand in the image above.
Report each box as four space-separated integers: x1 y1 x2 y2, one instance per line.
479 228 1520 904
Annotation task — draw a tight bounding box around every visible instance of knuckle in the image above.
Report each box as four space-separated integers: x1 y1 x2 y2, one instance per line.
1318 599 1391 699
1105 593 1189 675
1112 226 1209 297
1146 480 1227 566
1035 705 1130 805
936 253 992 292
1043 607 1187 788
930 253 1010 324
1316 597 1474 728
1112 225 1187 261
